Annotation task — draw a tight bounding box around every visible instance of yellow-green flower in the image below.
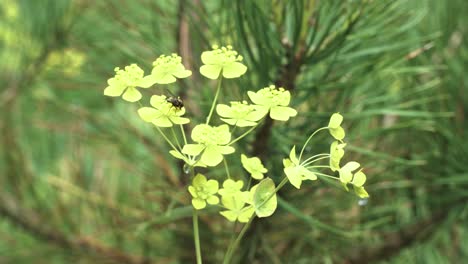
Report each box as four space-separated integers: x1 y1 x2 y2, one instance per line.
216 101 265 127
104 64 151 102
354 186 369 198
218 179 244 197
241 154 268 180
248 85 297 121
200 45 247 79
338 161 360 184
330 141 346 171
283 146 317 189
188 174 219 210
141 54 192 86
220 196 254 223
182 124 235 166
328 113 345 140
337 158 370 198
138 95 190 127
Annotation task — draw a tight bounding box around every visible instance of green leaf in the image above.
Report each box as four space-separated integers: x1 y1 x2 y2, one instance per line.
253 178 277 218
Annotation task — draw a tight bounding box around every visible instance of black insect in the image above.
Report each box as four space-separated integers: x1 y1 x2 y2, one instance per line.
166 96 184 110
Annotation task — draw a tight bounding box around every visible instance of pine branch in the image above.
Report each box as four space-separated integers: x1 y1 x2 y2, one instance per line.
0 195 156 264
344 199 467 264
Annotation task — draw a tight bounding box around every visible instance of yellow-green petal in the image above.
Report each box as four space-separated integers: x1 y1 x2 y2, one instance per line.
137 76 156 88
104 84 126 97
270 106 297 121
216 104 233 117
289 146 299 165
352 170 366 187
222 61 247 78
284 166 302 189
200 64 222 79
122 87 142 102
354 186 369 198
182 144 205 156
152 116 173 127
206 195 219 205
152 71 177 84
220 210 237 222
201 146 224 166
138 107 159 122
328 113 343 128
169 116 190 125
330 126 345 140
238 206 255 223
192 198 206 210
172 65 192 78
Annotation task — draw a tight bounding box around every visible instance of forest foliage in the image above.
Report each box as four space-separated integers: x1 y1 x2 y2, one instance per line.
0 0 467 263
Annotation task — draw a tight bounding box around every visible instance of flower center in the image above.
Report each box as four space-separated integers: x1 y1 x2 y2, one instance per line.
211 45 243 65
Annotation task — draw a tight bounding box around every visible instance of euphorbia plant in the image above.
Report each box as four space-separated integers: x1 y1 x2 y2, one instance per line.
104 45 369 263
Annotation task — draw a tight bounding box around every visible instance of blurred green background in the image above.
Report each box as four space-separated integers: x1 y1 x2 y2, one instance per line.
1 0 467 263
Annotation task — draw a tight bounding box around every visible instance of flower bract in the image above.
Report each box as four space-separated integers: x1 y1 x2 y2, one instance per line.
241 154 268 180
141 54 192 85
216 101 265 127
283 146 317 189
252 178 277 218
104 64 150 102
188 174 219 210
328 113 345 140
248 85 297 121
200 45 247 79
182 124 235 166
138 95 190 127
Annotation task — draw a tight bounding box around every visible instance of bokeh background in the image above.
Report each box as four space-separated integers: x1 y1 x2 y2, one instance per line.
1 0 467 263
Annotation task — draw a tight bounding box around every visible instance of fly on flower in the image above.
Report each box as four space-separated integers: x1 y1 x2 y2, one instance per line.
166 95 184 110
164 89 184 111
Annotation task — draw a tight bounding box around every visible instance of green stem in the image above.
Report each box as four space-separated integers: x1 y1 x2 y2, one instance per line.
305 165 330 169
229 123 259 145
180 124 188 145
223 176 289 264
301 153 330 165
302 156 331 167
154 126 180 154
206 76 223 124
171 126 182 151
298 127 328 162
315 172 339 180
223 215 255 264
193 209 203 264
223 158 231 179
